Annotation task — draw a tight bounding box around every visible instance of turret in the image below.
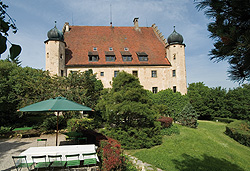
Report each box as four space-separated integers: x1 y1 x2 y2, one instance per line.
44 22 66 76
166 26 187 94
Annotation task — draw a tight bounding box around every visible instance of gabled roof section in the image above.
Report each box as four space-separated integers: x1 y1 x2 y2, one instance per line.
64 26 170 66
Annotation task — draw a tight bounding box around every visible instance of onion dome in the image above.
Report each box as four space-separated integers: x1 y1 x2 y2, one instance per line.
47 21 64 41
167 26 183 45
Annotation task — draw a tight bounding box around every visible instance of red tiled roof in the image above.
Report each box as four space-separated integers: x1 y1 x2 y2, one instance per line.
64 26 170 66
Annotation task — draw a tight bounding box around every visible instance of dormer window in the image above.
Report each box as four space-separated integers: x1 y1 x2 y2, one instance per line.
136 52 148 61
88 51 99 62
109 47 113 51
93 47 97 51
121 51 132 62
105 51 116 61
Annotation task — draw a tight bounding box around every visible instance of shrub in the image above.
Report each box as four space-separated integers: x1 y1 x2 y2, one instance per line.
225 120 250 147
157 116 173 128
41 115 67 131
161 125 180 136
67 118 94 132
101 126 162 149
177 103 199 128
0 126 12 137
213 117 236 123
99 138 125 171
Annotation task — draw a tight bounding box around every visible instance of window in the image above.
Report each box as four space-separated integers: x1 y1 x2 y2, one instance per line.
173 86 177 93
114 71 119 77
138 56 148 61
100 72 104 76
70 71 77 74
121 51 132 61
137 52 148 61
106 56 115 61
122 56 132 61
109 47 113 51
152 70 157 78
173 54 176 60
88 51 99 62
60 54 63 59
124 47 129 51
89 55 98 62
61 70 64 77
46 53 49 58
152 87 158 94
132 70 138 77
93 47 97 51
173 70 176 77
105 51 115 61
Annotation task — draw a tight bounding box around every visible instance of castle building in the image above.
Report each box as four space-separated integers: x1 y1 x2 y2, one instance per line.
44 18 187 94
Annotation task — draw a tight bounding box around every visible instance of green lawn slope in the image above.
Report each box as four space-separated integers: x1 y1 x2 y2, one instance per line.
127 121 250 171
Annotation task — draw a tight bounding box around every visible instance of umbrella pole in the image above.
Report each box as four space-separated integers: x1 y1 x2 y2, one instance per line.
56 111 59 146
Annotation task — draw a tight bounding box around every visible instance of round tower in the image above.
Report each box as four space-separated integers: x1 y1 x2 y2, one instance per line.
44 22 66 76
166 26 187 94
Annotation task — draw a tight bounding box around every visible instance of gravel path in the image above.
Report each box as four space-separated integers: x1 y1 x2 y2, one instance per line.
0 133 66 171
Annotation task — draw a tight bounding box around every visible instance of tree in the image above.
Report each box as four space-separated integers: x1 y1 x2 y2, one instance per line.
97 71 155 128
226 84 250 120
188 82 212 119
195 0 250 82
149 89 189 120
0 2 21 61
177 103 199 128
96 71 162 149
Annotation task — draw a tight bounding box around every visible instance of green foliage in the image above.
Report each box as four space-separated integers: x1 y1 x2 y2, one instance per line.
177 103 199 128
0 2 21 62
225 120 250 147
97 71 155 129
0 61 103 127
67 118 94 132
188 82 230 120
0 126 11 135
160 125 180 136
41 115 67 131
101 126 162 149
226 84 250 121
53 70 103 109
150 89 189 120
195 0 250 82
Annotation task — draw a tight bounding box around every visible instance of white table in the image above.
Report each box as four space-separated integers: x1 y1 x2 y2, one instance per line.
20 144 99 163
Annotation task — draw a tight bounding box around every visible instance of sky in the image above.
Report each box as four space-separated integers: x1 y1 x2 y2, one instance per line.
1 0 241 89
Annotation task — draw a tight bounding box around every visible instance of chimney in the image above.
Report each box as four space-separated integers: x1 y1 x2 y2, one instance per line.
133 17 140 31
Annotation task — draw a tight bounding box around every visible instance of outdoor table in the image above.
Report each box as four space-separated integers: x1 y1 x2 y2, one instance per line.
20 144 99 163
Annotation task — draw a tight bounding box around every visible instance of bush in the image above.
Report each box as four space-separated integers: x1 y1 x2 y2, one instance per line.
99 138 125 171
101 126 162 149
67 118 94 132
225 120 250 147
161 125 180 136
157 116 173 128
41 115 67 131
177 103 199 128
0 126 12 137
213 117 236 123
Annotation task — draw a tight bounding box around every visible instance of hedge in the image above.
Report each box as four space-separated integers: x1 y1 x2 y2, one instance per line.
225 120 250 147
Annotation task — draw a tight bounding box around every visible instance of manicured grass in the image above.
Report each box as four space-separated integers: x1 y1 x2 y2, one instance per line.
127 121 250 171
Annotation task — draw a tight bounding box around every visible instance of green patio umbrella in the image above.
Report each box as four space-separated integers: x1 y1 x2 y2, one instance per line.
18 97 93 146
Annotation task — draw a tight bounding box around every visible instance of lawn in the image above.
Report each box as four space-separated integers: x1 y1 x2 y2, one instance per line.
127 121 250 171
